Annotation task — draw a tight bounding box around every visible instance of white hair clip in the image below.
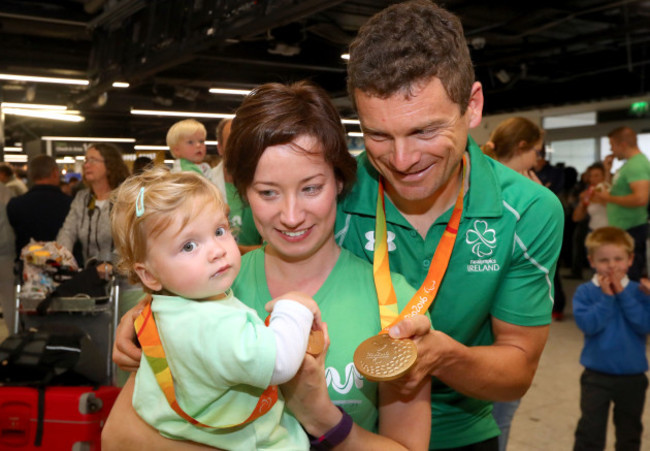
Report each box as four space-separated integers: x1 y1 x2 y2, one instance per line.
135 187 145 217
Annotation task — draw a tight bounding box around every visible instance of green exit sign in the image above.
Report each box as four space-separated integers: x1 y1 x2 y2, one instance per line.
630 101 649 116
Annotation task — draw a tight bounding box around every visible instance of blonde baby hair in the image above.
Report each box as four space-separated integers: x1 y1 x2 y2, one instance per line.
111 166 227 286
585 226 634 256
165 119 207 157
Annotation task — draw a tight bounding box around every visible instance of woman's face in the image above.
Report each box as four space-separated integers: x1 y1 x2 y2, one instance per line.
246 135 341 262
588 168 605 186
519 138 543 172
83 147 108 185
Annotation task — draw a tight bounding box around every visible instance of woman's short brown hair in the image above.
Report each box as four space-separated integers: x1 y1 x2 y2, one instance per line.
225 81 356 199
87 142 130 189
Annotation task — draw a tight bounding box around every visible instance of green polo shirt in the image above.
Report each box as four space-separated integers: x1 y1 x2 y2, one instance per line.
335 137 564 449
607 152 650 230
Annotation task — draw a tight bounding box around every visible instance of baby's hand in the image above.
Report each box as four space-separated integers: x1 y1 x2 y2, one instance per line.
266 291 321 326
266 292 324 355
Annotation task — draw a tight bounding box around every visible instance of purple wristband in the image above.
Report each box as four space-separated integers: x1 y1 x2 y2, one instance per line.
308 406 353 450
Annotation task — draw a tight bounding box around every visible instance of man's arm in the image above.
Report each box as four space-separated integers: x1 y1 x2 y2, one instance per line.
389 317 548 401
594 180 650 207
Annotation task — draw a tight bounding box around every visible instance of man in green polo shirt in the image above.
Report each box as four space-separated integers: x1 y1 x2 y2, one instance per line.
335 1 564 449
593 126 650 280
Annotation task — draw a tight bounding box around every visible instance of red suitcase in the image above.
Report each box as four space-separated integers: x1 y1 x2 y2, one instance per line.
0 385 120 450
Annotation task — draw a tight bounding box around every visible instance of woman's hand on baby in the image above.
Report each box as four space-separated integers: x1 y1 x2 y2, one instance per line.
112 294 150 372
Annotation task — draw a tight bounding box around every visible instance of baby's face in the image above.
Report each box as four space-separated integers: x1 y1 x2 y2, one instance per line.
173 130 206 164
139 201 241 300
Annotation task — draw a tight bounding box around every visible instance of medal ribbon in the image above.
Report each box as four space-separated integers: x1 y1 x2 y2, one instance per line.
374 155 466 331
135 302 278 429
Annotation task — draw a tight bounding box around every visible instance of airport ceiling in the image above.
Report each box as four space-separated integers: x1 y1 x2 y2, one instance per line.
2 0 650 147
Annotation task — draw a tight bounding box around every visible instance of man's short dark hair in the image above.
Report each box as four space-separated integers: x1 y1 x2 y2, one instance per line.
608 126 637 147
28 155 58 182
347 0 475 113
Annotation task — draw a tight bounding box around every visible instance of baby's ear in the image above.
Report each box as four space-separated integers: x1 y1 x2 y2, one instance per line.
134 262 163 292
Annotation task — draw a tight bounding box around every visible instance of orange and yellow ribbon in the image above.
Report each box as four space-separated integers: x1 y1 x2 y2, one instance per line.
135 302 278 429
374 156 467 331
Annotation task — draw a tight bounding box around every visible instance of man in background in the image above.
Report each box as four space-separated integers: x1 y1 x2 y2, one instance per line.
7 155 72 257
593 126 650 280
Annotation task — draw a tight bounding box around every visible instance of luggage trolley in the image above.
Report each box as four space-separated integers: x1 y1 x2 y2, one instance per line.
13 274 120 386
0 262 121 450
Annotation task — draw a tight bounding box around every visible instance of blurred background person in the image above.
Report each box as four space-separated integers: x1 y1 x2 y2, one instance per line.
211 117 262 253
482 116 543 181
570 163 609 279
482 116 556 451
7 155 72 258
56 143 129 275
0 183 15 332
572 163 609 231
592 126 650 281
131 156 153 176
0 163 28 198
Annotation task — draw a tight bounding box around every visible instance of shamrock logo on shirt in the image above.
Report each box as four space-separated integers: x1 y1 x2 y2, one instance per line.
465 220 497 257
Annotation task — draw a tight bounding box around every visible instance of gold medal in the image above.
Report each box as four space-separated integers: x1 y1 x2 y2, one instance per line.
353 334 417 382
307 330 325 355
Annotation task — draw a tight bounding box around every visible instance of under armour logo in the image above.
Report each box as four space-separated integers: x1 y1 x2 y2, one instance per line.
365 231 396 252
465 220 497 257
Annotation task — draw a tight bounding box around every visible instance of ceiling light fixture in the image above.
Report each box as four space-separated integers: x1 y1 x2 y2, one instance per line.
3 147 23 152
134 141 217 151
56 157 77 164
131 109 235 119
3 108 84 122
1 102 68 110
41 136 136 142
341 119 360 125
0 73 88 86
112 81 130 88
347 132 364 137
134 145 169 150
209 88 252 96
341 54 350 60
4 154 28 163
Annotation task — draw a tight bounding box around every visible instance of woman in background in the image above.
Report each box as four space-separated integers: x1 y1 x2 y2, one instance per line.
57 143 129 275
482 116 544 183
482 116 546 451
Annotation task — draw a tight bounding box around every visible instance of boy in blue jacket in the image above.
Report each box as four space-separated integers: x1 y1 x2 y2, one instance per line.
573 226 650 451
